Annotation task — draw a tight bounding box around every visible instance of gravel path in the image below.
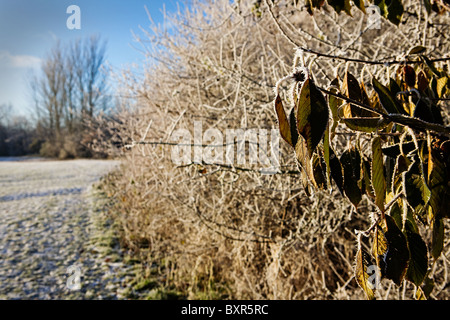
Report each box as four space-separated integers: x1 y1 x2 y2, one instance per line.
0 159 135 300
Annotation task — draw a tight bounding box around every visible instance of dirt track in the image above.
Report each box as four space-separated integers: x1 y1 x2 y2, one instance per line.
0 159 133 299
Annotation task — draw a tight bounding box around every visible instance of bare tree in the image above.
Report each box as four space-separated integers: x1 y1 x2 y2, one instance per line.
71 36 108 119
32 36 109 158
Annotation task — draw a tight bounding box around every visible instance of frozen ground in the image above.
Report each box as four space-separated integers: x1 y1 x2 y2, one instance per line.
0 159 135 300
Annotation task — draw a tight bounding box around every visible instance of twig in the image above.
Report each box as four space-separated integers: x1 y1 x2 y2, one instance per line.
177 161 301 175
264 0 450 66
384 193 403 213
319 87 450 137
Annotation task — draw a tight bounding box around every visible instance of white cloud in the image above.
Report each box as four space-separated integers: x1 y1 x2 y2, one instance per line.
0 50 41 68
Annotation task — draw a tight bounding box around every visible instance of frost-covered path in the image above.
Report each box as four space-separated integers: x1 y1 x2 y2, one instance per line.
0 159 130 299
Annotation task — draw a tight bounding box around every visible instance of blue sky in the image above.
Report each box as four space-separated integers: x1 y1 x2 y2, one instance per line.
0 0 180 116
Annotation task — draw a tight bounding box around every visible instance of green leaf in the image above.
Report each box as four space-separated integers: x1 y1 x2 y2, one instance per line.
389 78 402 99
340 147 362 208
404 220 428 287
294 135 317 188
274 94 294 147
383 215 410 286
362 158 375 198
328 0 352 15
374 0 388 16
421 55 443 77
436 77 448 98
408 45 427 55
432 216 444 259
312 153 327 189
355 240 376 300
416 276 434 300
342 72 362 117
288 106 300 147
329 146 345 196
305 0 315 15
385 155 397 194
328 78 343 140
375 0 404 25
341 116 390 133
341 72 378 119
428 150 449 219
372 77 405 115
373 226 388 272
414 99 444 125
352 0 366 13
388 200 403 229
404 203 419 233
372 136 386 212
323 125 331 188
296 78 329 155
422 0 432 14
386 0 404 25
403 155 431 217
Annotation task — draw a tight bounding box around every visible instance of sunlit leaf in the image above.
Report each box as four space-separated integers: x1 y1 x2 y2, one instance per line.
296 78 329 155
388 200 403 229
375 0 403 25
408 46 427 55
385 155 397 194
355 239 376 300
295 135 317 188
404 202 419 233
362 158 375 198
338 75 388 133
342 72 362 116
373 226 388 273
372 77 405 115
274 94 293 147
352 0 366 13
341 116 390 133
372 137 386 212
328 78 343 140
416 277 434 300
374 0 388 16
421 55 443 77
323 125 331 188
436 77 448 98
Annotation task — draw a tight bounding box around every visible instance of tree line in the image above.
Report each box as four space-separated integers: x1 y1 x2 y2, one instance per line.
1 35 111 159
